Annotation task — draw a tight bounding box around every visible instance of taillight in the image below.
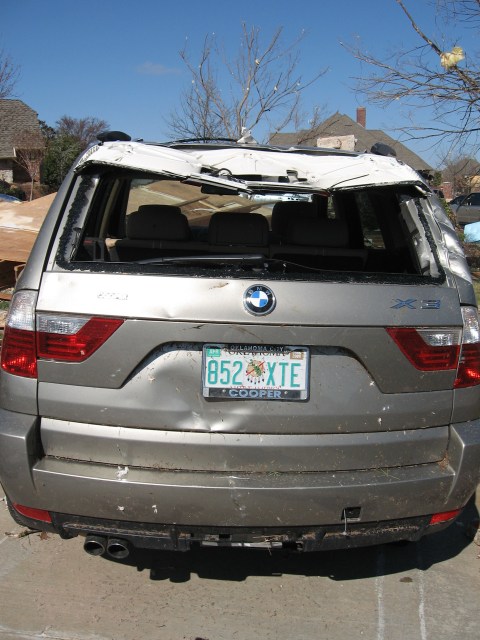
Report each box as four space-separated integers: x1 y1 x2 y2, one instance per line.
37 315 123 361
387 306 480 388
1 290 124 378
386 327 461 371
455 307 480 388
1 290 38 378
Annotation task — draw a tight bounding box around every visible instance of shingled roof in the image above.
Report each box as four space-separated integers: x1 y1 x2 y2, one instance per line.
269 111 433 174
0 99 41 159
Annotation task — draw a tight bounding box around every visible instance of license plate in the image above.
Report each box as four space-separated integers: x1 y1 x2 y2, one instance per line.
202 344 309 400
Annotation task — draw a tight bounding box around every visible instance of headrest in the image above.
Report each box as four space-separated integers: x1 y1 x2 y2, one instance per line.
208 212 270 246
289 218 349 247
126 205 190 240
271 201 318 238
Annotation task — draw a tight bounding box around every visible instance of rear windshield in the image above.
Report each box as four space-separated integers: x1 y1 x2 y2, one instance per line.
57 169 442 282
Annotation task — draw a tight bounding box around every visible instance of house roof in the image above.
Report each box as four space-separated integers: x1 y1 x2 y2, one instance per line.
269 112 433 173
0 99 40 159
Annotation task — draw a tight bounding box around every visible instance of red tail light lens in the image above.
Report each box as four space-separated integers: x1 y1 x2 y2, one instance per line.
455 307 480 388
387 307 480 388
1 326 37 378
1 291 38 378
455 343 480 387
1 290 124 377
386 327 461 371
37 315 124 361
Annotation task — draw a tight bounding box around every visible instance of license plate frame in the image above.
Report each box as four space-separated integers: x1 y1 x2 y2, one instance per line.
202 344 310 400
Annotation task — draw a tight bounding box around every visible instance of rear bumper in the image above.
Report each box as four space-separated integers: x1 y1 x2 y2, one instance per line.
1 408 479 545
12 509 456 552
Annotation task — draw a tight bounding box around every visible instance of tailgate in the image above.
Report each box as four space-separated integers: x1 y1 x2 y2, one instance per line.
36 271 461 439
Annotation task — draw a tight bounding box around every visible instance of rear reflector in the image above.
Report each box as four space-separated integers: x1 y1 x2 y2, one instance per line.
12 503 52 523
429 509 461 525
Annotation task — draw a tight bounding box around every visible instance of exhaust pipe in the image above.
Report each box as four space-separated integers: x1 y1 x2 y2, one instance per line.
83 535 107 556
106 537 130 559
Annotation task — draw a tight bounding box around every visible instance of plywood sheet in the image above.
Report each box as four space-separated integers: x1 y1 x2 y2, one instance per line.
0 193 55 262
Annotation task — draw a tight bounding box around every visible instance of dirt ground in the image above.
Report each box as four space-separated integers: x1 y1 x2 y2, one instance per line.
0 490 479 640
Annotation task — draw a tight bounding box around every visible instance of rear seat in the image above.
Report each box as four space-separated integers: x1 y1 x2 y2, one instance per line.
271 213 367 270
207 212 270 254
105 203 366 270
106 205 199 261
270 201 319 242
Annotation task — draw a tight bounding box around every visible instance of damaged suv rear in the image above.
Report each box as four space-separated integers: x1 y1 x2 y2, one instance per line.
1 134 479 557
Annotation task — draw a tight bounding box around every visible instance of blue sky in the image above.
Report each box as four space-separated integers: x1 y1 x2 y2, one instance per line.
1 0 476 167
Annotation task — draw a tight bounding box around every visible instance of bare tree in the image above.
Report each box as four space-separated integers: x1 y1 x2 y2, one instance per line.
168 39 227 140
288 105 330 145
13 130 45 200
441 155 480 195
56 115 109 149
346 0 480 153
0 48 19 99
167 24 327 141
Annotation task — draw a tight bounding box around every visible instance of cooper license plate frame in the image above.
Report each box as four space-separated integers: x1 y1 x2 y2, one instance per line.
202 344 310 400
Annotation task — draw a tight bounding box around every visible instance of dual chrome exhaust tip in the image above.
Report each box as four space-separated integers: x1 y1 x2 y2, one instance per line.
83 535 130 559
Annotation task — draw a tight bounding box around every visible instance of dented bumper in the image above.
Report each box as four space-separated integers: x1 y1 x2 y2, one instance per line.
0 407 479 548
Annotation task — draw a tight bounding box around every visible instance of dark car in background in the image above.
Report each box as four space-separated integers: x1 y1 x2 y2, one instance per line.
449 195 466 207
452 192 480 225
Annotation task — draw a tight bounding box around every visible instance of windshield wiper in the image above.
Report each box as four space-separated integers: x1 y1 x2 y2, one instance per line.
137 254 267 265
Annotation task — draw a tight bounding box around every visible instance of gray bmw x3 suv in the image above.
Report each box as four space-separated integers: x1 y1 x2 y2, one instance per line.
1 133 479 558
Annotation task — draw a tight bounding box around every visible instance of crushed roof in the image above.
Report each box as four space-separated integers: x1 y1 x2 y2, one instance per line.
78 139 425 191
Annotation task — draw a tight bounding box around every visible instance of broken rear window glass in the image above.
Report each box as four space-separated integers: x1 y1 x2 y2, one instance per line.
62 170 442 281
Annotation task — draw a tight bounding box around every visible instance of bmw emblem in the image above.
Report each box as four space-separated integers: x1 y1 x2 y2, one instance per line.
243 285 276 316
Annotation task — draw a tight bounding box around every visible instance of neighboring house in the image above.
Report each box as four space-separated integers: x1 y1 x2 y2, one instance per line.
270 108 433 177
0 99 42 183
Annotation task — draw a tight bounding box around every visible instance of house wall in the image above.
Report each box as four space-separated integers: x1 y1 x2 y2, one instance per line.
0 100 42 186
440 182 453 200
0 159 31 184
12 163 31 183
0 160 13 183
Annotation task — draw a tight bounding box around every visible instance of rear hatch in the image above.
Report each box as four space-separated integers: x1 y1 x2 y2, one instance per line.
3 143 478 473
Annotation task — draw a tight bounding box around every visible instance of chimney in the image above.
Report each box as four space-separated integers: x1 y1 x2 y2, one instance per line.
356 107 366 128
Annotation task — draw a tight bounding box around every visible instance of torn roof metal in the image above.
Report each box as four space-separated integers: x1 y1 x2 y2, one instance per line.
77 141 425 191
76 142 203 176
